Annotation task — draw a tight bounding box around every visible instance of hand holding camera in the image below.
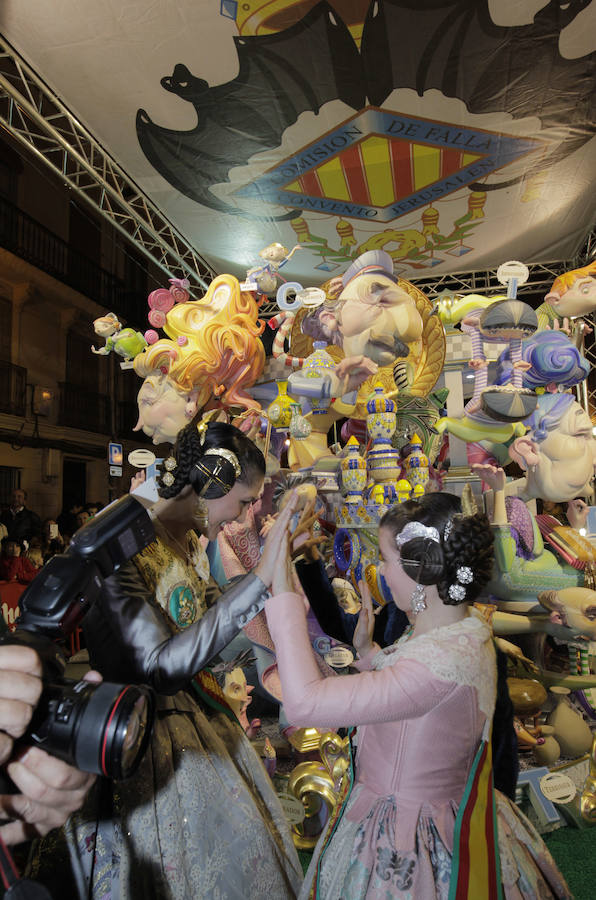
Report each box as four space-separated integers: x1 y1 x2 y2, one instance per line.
0 644 96 845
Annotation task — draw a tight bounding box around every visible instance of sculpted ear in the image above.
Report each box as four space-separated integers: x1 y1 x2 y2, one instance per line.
319 308 338 333
185 389 199 418
538 589 557 611
544 291 562 304
510 435 540 470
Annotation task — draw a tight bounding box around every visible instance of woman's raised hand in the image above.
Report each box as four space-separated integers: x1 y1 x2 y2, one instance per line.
353 580 375 658
254 491 297 589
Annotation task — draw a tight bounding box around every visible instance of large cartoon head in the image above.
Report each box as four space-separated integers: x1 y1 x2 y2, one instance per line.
134 274 265 444
302 251 423 366
544 261 596 319
510 393 596 502
134 374 198 445
538 587 596 641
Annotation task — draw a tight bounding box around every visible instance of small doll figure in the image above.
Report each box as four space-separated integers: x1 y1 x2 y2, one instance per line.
212 650 261 737
91 313 147 360
246 242 301 295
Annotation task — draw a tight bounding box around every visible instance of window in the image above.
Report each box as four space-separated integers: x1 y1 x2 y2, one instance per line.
0 466 20 506
0 298 12 362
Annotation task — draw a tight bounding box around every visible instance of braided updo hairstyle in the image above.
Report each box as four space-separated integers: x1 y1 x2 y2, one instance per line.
380 492 494 605
157 417 265 500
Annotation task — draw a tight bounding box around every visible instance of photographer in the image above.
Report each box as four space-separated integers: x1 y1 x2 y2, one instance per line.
0 644 96 845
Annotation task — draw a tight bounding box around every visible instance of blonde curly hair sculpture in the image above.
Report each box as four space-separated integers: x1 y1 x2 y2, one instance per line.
134 274 265 412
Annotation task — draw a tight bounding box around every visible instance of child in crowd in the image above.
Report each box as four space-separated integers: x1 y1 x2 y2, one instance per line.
0 537 40 583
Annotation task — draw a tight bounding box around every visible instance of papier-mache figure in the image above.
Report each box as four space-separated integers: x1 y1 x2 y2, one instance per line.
133 274 265 444
245 242 301 295
91 312 147 361
537 261 596 331
506 392 596 504
300 249 423 367
271 251 428 467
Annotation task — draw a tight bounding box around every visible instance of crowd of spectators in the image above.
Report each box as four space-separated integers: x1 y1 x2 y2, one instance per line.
0 491 104 584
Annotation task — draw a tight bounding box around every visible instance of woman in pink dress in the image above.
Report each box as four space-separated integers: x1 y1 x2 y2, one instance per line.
265 491 571 899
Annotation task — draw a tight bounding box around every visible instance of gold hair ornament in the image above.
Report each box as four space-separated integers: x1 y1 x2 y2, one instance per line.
204 448 241 477
194 447 241 495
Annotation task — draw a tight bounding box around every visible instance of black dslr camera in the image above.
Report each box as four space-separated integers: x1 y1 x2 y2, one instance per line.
1 494 156 783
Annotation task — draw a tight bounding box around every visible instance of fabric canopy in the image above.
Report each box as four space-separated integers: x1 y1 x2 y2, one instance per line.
3 0 595 286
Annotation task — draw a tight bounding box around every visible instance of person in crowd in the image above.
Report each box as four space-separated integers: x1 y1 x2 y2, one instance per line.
0 489 41 544
23 538 44 569
75 509 90 530
266 491 571 899
30 419 302 900
0 642 97 845
57 501 84 538
40 518 65 563
0 538 40 584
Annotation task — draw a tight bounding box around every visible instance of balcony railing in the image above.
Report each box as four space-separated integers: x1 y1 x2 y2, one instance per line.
58 383 111 434
0 195 145 322
0 361 27 416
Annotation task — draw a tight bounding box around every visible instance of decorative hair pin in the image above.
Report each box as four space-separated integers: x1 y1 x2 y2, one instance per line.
161 455 177 487
395 521 439 548
204 448 241 477
448 565 474 601
443 514 463 542
197 419 209 446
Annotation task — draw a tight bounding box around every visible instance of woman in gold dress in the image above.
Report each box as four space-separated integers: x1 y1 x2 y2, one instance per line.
31 420 302 899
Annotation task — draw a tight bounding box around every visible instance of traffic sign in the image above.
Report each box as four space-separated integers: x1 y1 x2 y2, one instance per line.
108 442 123 465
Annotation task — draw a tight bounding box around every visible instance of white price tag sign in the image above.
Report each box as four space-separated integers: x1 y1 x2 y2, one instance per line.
277 791 305 825
539 772 576 804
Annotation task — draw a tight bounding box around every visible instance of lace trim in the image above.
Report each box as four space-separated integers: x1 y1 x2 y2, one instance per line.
372 614 496 717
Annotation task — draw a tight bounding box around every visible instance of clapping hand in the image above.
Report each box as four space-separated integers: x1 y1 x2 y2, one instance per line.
352 580 375 658
255 491 297 590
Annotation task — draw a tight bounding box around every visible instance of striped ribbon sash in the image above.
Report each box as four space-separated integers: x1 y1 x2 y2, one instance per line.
449 721 502 900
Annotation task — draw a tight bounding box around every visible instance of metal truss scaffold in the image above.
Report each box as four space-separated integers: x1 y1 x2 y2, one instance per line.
0 35 216 291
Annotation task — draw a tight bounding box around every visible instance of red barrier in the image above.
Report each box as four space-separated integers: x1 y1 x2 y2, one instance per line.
0 581 26 630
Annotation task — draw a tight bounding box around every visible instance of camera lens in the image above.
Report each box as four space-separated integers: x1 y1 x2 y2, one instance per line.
29 680 155 781
99 687 153 780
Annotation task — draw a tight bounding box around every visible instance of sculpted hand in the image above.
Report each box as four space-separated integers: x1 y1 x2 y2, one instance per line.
334 356 379 394
254 491 297 588
130 470 146 492
471 462 506 493
258 514 276 538
353 581 375 658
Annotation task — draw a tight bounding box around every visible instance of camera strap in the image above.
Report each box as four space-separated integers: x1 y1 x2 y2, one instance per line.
0 833 52 898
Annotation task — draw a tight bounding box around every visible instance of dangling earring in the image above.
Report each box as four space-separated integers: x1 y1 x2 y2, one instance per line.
410 583 427 615
194 497 209 532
